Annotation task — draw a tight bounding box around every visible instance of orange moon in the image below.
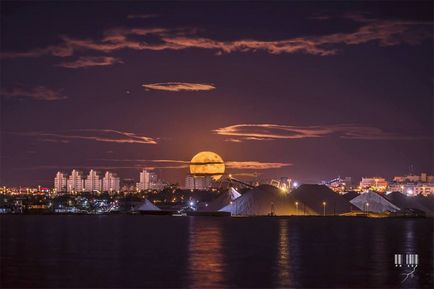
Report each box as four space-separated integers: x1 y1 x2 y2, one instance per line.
190 151 225 180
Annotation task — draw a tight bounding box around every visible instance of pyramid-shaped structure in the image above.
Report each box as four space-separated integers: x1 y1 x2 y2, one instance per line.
291 184 352 215
135 199 161 211
219 185 302 216
203 187 241 212
384 192 434 216
350 191 399 213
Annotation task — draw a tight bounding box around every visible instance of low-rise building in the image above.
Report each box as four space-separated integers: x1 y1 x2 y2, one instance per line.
322 177 352 193
388 182 434 196
359 177 388 192
393 173 434 183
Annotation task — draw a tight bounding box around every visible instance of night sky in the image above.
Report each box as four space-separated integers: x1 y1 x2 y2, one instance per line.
1 1 433 186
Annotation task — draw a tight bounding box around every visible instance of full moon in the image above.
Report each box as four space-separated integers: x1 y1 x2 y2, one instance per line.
190 151 225 180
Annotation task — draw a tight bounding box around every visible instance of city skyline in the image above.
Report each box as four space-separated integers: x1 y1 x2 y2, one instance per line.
1 2 433 186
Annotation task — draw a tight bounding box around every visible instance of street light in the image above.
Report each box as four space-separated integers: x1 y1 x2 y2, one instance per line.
295 202 299 215
322 201 326 216
366 202 369 214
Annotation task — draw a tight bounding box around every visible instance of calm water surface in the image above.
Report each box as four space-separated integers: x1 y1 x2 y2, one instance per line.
1 215 433 288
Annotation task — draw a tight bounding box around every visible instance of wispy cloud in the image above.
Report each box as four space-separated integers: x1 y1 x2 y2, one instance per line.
56 56 123 68
1 15 430 60
106 159 189 170
1 45 74 59
19 165 179 171
226 161 292 170
93 158 291 170
229 172 260 178
142 82 216 92
13 129 157 144
0 86 67 101
22 159 289 172
214 123 430 142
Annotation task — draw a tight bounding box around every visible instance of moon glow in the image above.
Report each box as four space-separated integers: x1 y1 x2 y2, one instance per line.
190 151 225 180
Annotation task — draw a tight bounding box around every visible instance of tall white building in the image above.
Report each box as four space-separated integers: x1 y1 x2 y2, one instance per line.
149 172 158 189
67 169 84 193
185 175 212 190
84 169 102 192
102 171 120 192
136 170 158 191
54 171 68 192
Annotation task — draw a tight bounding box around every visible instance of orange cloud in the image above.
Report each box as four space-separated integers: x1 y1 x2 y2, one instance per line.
89 159 290 170
226 161 292 170
56 56 123 68
214 123 430 141
13 129 157 144
142 82 216 92
1 16 430 60
0 86 67 101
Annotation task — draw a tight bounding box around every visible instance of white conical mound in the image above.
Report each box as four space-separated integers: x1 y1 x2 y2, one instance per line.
135 199 161 211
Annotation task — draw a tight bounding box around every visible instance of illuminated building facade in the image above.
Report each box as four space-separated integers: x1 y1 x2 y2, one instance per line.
54 171 68 192
388 172 434 196
393 173 434 183
185 175 212 190
359 177 388 192
102 171 120 192
388 182 434 196
137 170 150 191
67 169 84 193
84 169 102 192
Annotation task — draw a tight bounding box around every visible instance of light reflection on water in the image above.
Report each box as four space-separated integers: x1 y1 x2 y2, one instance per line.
1 216 432 288
276 219 292 288
187 217 226 288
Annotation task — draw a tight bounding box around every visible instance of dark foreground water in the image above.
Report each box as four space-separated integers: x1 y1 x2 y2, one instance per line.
1 216 433 288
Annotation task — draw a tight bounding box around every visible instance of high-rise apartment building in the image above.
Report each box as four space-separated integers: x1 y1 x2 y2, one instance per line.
137 170 158 191
102 171 120 192
54 171 68 192
185 175 212 190
67 169 84 193
84 169 102 192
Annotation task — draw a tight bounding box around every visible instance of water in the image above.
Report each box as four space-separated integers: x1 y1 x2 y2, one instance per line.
1 215 433 288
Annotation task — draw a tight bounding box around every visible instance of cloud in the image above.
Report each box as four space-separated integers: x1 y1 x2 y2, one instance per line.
20 165 179 171
127 14 159 19
13 129 157 144
56 56 123 68
226 161 292 170
214 123 430 142
142 82 216 92
0 44 74 59
0 86 67 101
1 15 431 59
94 159 190 169
229 172 261 178
89 158 290 170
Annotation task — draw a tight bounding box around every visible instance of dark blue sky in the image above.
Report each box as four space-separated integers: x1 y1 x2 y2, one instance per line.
1 1 433 186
